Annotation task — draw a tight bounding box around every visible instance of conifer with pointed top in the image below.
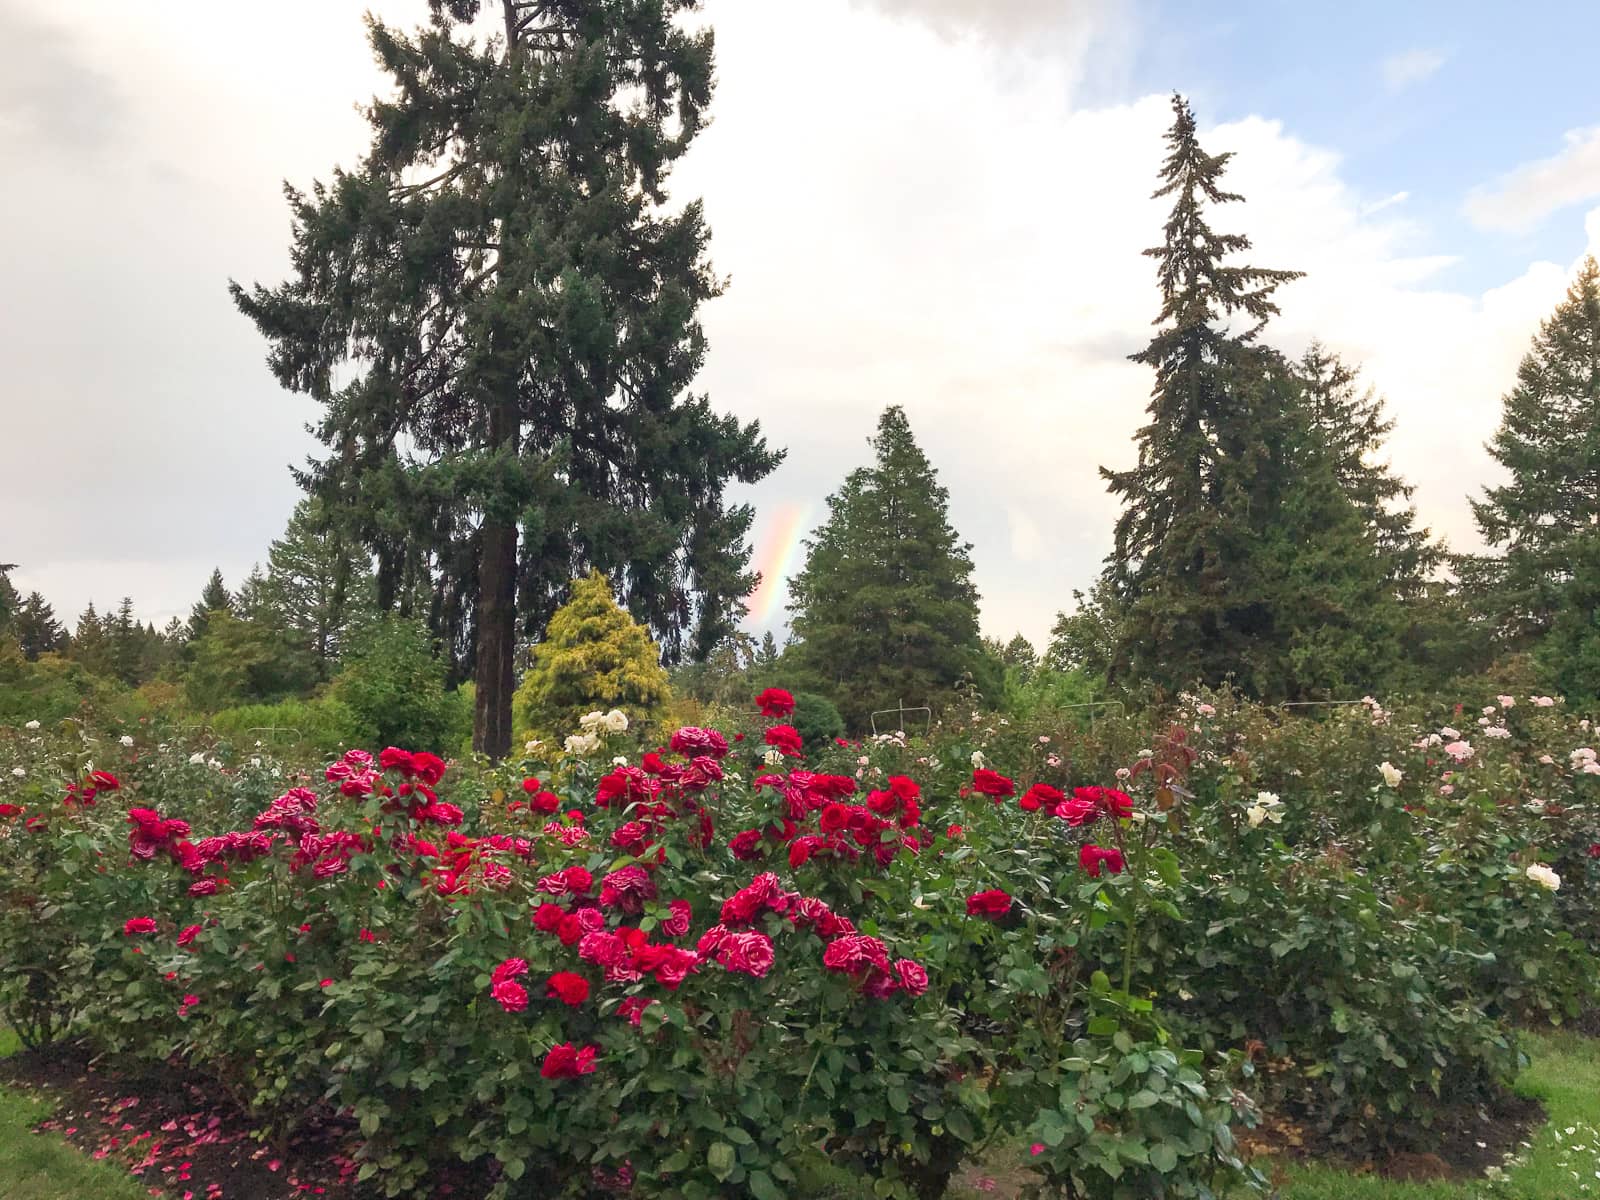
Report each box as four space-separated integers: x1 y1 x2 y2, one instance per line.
786 406 985 728
1100 93 1304 691
1467 257 1600 694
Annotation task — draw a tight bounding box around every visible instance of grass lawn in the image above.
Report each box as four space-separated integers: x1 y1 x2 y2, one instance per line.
1283 1030 1600 1200
0 1030 149 1200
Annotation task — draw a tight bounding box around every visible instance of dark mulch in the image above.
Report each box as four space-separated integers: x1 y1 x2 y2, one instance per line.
0 1040 360 1199
1240 1088 1546 1184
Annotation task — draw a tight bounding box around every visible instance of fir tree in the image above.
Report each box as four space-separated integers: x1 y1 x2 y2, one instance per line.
14 592 68 661
187 569 232 644
785 406 985 729
68 602 114 677
261 497 374 675
231 1 779 758
1296 344 1440 595
514 570 671 737
1100 94 1303 694
0 566 19 633
1467 257 1600 695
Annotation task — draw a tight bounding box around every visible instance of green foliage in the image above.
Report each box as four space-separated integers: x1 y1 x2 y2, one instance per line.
786 406 987 729
186 568 232 645
1467 258 1600 700
209 697 365 756
514 571 670 739
331 616 465 750
788 691 844 750
1100 96 1435 702
0 642 113 727
183 609 317 711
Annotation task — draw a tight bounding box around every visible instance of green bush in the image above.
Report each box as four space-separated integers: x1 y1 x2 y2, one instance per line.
210 696 364 756
331 616 465 751
790 691 845 751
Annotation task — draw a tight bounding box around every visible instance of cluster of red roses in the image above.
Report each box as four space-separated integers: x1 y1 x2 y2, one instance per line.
968 770 1132 880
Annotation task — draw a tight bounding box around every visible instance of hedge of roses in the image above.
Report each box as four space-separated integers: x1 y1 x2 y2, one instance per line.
1 685 1596 1198
0 702 1256 1199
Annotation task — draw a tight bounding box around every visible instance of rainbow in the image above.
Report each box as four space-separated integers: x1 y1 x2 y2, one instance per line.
747 503 812 627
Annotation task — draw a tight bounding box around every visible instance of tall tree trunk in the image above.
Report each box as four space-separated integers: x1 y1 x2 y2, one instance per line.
473 513 518 759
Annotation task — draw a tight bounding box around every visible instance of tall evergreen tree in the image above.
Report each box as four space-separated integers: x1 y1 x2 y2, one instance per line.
260 497 374 675
1100 94 1303 693
68 602 114 677
187 569 233 644
785 406 985 728
231 1 779 758
13 592 68 661
0 566 19 633
1466 257 1600 695
1296 344 1440 595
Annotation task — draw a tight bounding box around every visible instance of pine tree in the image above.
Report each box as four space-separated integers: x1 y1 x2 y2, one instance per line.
187 569 232 644
13 592 68 661
260 497 374 675
785 406 985 729
0 567 19 633
231 2 779 758
108 597 146 687
1296 344 1440 595
514 570 671 737
1467 257 1600 695
67 602 114 677
1100 94 1305 693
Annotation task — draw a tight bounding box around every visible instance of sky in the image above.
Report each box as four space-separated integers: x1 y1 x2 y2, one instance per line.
5 0 1600 650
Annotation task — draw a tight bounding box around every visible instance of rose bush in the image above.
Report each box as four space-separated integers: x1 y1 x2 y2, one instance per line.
2 683 1597 1196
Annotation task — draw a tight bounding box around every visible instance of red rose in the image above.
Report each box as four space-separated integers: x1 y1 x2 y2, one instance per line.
537 866 593 897
533 902 566 933
1074 786 1133 820
728 829 763 861
965 889 1012 918
1079 844 1126 879
970 769 1015 798
765 725 804 758
716 930 776 978
177 924 201 947
946 824 964 839
546 971 590 1007
754 688 796 718
521 777 542 794
893 958 929 996
123 917 157 936
662 899 693 938
491 979 529 1012
540 1042 598 1080
1019 783 1063 812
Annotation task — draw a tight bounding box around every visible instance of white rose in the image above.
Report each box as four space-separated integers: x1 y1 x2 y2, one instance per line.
189 752 206 765
763 747 785 768
119 735 135 748
1379 762 1403 788
612 756 628 767
578 710 606 731
564 732 600 757
602 709 629 734
1526 863 1561 891
10 767 24 778
524 739 543 753
24 720 40 731
1440 727 1460 739
970 750 987 770
1255 790 1280 806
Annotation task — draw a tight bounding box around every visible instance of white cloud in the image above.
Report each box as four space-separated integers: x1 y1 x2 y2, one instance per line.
1361 190 1409 217
1381 48 1447 91
1466 126 1600 233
